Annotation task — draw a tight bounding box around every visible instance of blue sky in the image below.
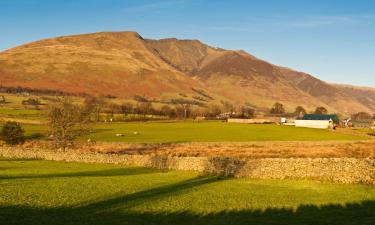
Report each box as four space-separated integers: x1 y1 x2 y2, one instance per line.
1 0 375 86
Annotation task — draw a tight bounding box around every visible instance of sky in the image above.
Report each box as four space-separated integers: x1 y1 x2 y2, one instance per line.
1 0 375 87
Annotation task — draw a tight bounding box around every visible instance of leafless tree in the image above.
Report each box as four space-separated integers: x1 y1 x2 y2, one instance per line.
137 102 153 120
48 97 91 150
270 102 285 115
121 102 134 117
83 97 106 122
295 106 307 117
314 107 328 115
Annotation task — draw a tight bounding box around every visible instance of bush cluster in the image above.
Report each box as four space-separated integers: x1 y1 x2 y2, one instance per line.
0 121 25 145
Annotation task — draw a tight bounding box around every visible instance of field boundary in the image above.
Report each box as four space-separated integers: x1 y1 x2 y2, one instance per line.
1 146 374 184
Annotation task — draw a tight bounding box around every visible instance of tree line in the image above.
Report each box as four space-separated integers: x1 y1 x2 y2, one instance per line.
269 102 329 117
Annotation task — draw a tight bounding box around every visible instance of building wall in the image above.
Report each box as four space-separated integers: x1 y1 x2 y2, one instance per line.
227 118 273 124
295 120 331 129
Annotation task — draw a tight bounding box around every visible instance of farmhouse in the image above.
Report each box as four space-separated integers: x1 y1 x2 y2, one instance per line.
295 114 339 129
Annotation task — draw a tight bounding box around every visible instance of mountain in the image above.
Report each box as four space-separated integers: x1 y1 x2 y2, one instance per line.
279 68 372 114
0 31 373 114
146 38 328 111
333 84 375 112
0 32 211 99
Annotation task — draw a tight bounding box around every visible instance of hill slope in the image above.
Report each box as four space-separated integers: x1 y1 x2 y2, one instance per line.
0 31 373 114
0 32 210 100
333 84 375 112
279 68 372 114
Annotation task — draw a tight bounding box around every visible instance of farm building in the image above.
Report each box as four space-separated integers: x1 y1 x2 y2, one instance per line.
227 118 274 124
295 114 339 129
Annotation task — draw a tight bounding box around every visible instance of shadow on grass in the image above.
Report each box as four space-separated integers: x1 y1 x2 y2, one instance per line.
0 167 157 180
25 133 45 140
0 158 41 162
83 176 224 210
0 199 373 225
0 174 374 225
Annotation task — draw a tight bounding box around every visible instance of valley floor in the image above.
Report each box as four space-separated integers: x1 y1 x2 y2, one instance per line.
0 159 374 225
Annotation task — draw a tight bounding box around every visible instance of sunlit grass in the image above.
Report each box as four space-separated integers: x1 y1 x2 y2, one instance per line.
0 159 374 225
88 121 365 143
3 121 366 143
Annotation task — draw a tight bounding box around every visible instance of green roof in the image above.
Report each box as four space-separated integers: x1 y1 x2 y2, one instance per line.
301 114 340 123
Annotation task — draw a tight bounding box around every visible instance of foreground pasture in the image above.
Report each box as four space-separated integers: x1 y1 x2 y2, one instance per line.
0 159 374 225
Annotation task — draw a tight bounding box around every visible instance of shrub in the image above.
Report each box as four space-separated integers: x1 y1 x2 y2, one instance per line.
22 98 41 105
0 121 25 145
134 95 148 102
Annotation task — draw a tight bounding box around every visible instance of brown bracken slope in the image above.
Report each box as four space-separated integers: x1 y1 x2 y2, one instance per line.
0 31 373 114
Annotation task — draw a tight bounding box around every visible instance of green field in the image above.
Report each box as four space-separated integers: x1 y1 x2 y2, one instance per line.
10 121 367 143
0 108 43 118
0 159 374 225
89 122 365 143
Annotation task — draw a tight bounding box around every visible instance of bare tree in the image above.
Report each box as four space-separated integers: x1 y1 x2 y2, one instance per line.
137 102 153 120
270 102 285 115
221 101 234 113
83 97 105 122
160 105 175 118
106 103 121 118
121 102 134 117
295 106 307 117
207 104 222 117
238 106 255 118
314 107 328 115
48 97 91 150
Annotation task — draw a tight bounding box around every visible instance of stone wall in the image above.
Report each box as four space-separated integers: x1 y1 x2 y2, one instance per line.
1 147 374 184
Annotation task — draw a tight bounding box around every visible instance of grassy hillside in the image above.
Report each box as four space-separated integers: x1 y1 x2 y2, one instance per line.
0 159 374 225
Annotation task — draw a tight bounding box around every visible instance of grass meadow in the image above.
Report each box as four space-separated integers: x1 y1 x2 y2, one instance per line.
0 159 374 225
9 121 367 143
89 122 366 143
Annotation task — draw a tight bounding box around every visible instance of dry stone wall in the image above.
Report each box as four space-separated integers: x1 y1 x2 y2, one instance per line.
1 147 374 184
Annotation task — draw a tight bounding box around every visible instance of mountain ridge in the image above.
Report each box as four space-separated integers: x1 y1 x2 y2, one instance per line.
0 31 373 114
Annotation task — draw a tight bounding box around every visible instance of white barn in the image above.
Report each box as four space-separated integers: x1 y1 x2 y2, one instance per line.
295 119 332 129
294 114 339 129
